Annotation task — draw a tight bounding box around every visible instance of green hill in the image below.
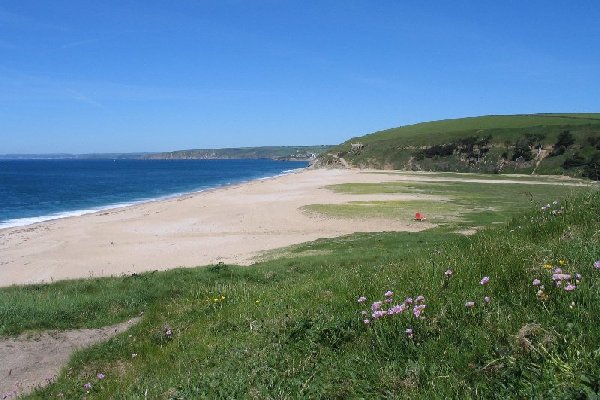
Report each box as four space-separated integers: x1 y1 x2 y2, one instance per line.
319 113 600 179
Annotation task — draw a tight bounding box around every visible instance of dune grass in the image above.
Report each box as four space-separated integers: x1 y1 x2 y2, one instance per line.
1 188 600 398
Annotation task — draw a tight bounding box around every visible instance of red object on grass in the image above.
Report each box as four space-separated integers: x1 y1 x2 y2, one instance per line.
415 212 426 221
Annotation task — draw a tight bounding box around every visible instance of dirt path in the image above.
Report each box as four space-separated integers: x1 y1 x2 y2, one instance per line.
0 318 140 399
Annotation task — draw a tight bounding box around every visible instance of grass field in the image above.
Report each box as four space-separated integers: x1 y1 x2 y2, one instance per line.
1 177 600 398
304 174 593 231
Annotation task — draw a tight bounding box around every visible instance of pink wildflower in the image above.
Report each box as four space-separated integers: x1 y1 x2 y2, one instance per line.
385 297 393 304
412 304 426 318
384 290 394 297
390 304 406 315
415 295 425 303
96 373 105 380
532 279 541 286
372 310 386 319
363 319 370 324
404 297 414 305
575 273 582 283
357 296 367 304
552 273 571 281
594 260 600 270
553 267 563 274
564 283 576 292
84 383 92 390
371 301 382 311
480 276 490 285
405 328 413 338
465 301 475 308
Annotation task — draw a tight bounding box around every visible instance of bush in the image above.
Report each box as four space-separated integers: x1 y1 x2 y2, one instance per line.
563 152 587 169
584 153 600 180
555 130 575 148
512 138 534 161
550 146 566 157
588 136 600 150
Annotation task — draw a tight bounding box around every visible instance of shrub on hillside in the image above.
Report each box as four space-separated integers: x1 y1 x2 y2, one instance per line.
549 131 575 157
512 138 534 161
556 130 575 148
563 152 587 169
584 153 600 180
588 136 600 150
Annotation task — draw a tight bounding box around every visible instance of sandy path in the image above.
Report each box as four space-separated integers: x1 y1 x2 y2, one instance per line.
0 169 442 287
0 318 140 399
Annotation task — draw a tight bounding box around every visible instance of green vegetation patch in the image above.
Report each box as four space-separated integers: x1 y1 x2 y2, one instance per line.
319 113 600 177
2 189 600 398
303 200 462 225
309 176 593 230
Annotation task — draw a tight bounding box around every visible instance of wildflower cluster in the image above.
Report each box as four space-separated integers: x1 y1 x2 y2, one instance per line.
532 259 594 300
357 290 426 337
83 372 106 393
540 200 564 216
211 295 226 303
465 275 492 308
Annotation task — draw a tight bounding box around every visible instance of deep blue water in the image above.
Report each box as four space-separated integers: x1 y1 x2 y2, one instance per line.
0 159 308 229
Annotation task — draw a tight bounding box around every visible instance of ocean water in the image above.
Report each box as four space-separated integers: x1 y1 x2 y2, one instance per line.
0 159 308 229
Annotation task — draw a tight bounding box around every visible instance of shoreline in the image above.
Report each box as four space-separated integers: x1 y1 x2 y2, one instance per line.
0 168 436 287
0 168 590 287
0 165 308 231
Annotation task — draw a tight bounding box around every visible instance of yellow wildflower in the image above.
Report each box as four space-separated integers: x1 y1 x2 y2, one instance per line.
543 264 553 270
559 259 566 265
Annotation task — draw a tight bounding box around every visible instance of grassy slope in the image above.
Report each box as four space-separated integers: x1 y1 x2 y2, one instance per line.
355 114 600 144
1 183 599 398
325 113 600 172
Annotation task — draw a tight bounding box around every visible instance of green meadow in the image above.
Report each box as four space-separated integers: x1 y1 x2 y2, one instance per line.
304 173 592 231
1 174 600 398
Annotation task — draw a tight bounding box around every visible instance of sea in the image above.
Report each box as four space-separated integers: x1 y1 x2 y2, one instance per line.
0 159 308 229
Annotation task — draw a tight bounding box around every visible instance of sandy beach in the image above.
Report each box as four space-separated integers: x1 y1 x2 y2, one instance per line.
0 168 442 287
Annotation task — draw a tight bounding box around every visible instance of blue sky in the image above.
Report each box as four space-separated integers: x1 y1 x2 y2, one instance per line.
1 1 599 153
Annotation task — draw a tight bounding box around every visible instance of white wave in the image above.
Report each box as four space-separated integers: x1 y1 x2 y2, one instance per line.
0 165 308 230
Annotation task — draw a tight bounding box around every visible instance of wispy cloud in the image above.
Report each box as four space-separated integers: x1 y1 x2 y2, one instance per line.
63 88 106 108
59 38 100 50
0 67 271 107
0 6 68 31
